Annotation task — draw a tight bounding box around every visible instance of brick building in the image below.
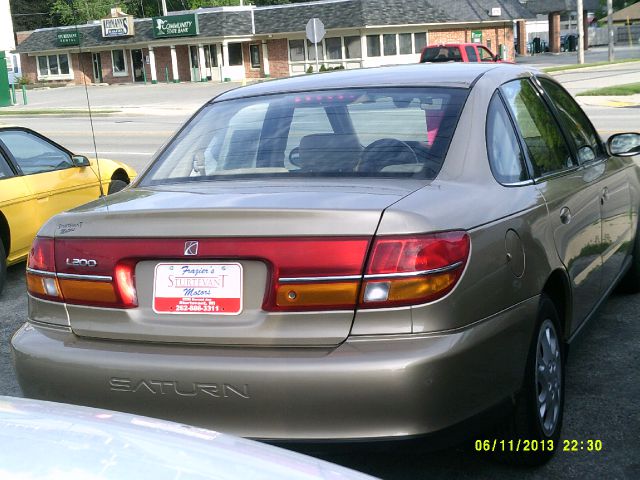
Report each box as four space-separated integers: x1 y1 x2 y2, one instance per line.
15 0 530 86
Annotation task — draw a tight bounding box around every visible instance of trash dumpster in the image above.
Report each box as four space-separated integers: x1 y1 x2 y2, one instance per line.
532 37 541 54
568 34 577 52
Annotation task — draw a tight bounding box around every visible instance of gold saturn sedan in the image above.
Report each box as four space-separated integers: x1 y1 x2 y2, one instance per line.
13 64 640 465
0 127 136 293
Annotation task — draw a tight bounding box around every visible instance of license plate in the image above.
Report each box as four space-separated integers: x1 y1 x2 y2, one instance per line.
153 263 243 315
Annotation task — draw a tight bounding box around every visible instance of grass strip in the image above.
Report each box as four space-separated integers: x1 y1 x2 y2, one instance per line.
577 82 640 96
0 109 119 116
542 58 640 73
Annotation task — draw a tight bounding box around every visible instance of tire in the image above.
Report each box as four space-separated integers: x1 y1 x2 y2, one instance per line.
107 178 129 195
617 224 640 293
0 241 6 296
500 294 565 466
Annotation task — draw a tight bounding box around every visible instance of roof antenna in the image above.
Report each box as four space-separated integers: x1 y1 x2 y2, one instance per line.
68 0 105 198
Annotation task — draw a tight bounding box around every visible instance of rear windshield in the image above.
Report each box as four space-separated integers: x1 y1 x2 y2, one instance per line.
420 47 463 63
140 87 468 186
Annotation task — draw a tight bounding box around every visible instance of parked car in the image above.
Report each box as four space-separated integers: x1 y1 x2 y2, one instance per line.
0 126 136 293
0 396 374 479
419 43 502 63
13 64 640 466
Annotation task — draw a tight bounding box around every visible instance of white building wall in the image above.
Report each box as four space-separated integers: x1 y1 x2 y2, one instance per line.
0 0 15 51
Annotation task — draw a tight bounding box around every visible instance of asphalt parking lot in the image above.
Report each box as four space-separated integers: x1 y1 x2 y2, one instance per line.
2 53 640 479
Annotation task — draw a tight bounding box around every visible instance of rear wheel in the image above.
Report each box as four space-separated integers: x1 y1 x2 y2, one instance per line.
500 294 564 465
0 241 6 295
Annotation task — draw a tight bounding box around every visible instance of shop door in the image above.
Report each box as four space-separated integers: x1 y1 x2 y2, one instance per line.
204 45 221 82
92 53 103 83
189 46 201 81
131 49 145 82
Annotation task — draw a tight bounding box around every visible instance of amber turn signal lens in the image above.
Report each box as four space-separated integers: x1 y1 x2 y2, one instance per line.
58 279 118 304
276 282 359 309
361 272 457 307
26 273 61 300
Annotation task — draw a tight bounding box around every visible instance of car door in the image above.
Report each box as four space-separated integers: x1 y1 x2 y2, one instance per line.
500 78 603 332
0 149 38 263
0 129 101 228
537 77 633 297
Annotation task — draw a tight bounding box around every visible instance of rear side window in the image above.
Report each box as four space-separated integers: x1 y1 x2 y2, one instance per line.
420 47 462 62
486 92 527 184
0 153 13 178
465 46 478 62
500 79 574 178
141 87 469 185
537 77 605 162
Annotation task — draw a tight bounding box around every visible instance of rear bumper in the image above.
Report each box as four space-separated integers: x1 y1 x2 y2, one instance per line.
12 297 538 441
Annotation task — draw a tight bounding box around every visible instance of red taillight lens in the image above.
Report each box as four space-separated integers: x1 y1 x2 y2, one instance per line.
360 232 470 308
27 236 138 309
26 237 62 302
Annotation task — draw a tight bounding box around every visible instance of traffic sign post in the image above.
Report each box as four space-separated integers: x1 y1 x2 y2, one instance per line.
305 17 325 72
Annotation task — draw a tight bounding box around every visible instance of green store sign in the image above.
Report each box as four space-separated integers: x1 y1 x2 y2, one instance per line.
471 30 482 44
152 14 199 38
57 31 80 47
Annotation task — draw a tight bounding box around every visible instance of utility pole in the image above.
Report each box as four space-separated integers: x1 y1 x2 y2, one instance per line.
577 0 584 64
161 0 168 16
607 0 614 62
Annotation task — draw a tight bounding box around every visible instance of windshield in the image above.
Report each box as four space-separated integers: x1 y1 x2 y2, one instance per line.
140 87 468 186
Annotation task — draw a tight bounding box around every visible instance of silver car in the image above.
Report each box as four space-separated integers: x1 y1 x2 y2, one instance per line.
13 64 640 465
0 396 374 479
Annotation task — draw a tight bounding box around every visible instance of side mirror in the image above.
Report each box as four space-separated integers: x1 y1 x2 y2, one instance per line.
72 155 91 167
607 133 640 157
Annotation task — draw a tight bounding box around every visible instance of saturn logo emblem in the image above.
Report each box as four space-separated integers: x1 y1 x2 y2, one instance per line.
184 241 199 256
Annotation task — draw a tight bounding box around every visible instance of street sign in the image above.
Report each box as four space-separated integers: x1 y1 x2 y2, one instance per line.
305 18 325 44
305 18 325 72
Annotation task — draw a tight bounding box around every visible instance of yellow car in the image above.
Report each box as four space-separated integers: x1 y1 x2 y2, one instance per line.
0 127 136 293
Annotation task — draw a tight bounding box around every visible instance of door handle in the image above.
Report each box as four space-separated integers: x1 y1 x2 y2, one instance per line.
560 207 572 225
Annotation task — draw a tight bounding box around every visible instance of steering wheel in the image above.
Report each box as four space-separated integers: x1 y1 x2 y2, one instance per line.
358 138 418 173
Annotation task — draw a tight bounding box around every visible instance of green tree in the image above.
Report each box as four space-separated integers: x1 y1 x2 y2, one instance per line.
10 0 53 31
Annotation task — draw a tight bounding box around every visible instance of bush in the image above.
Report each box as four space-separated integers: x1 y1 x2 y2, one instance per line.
306 65 313 74
15 76 30 86
319 64 327 72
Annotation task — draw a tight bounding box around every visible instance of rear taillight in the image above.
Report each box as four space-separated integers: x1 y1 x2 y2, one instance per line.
26 236 138 309
359 232 470 308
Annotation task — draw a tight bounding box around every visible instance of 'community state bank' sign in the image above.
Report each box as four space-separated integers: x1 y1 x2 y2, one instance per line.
152 14 199 38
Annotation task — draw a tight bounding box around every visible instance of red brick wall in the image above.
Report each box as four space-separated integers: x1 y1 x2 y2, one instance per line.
16 31 33 45
152 46 175 82
266 39 289 78
19 54 37 83
100 49 132 85
72 52 93 84
176 45 191 82
428 25 515 62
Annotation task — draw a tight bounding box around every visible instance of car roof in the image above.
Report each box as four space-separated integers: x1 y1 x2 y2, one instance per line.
214 64 531 102
425 43 484 48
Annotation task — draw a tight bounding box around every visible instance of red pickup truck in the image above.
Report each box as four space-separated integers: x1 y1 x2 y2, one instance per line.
419 43 503 63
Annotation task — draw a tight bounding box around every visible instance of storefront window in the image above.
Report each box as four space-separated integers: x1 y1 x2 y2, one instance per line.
37 54 71 78
289 39 305 61
250 44 261 68
111 49 127 75
344 36 361 59
414 33 427 53
399 33 412 54
383 34 397 56
228 43 243 66
325 37 342 60
307 39 324 61
367 35 381 57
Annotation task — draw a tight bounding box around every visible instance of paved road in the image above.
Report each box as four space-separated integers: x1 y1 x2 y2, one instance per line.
517 45 640 69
